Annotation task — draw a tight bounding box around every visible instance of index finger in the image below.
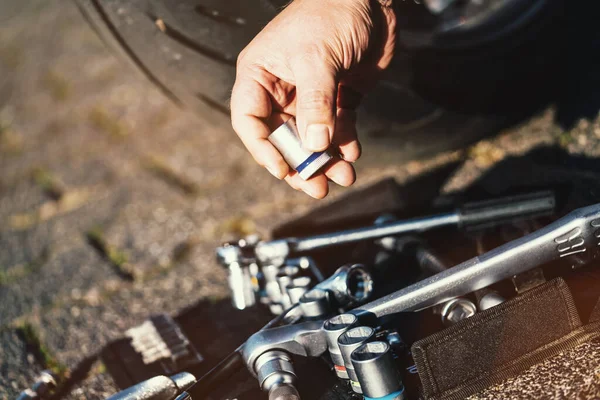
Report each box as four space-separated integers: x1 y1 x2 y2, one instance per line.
230 74 290 179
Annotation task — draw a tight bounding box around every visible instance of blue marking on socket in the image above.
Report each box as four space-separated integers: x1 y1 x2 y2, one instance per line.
295 151 326 174
364 386 405 400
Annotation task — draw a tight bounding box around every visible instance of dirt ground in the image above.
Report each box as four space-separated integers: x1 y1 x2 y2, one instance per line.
1 1 599 398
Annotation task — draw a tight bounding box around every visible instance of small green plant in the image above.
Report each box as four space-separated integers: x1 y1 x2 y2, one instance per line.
31 167 65 200
16 323 68 379
86 227 135 281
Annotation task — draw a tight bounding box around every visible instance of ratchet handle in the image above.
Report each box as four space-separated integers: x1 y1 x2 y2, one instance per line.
356 203 600 318
458 190 556 230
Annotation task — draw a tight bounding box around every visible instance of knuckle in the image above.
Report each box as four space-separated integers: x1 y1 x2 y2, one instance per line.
299 43 327 62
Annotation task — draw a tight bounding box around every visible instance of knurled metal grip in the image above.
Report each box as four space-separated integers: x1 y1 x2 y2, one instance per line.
268 118 332 180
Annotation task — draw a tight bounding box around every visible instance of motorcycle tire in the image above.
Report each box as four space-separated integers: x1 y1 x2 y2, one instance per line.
74 0 564 163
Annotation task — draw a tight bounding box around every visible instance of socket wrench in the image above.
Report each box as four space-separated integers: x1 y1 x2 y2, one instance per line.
353 202 600 318
253 191 555 266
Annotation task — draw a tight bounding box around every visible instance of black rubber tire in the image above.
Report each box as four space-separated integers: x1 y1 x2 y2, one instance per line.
74 0 565 161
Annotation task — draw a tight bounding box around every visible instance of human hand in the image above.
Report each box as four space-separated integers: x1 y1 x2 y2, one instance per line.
231 0 396 198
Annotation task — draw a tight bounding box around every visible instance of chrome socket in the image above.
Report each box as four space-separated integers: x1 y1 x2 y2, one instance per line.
338 326 376 393
263 264 283 305
268 117 332 180
299 289 330 318
255 350 298 393
440 298 477 326
478 292 505 311
323 313 359 379
227 262 256 310
217 237 261 310
287 276 312 305
276 265 301 309
351 341 405 400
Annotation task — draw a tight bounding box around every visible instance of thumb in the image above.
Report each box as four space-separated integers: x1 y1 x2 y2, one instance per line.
293 59 338 152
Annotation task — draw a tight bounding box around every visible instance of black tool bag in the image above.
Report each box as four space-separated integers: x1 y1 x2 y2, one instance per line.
412 278 600 400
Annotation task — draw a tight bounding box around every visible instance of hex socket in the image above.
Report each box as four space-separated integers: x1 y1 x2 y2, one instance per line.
351 341 404 399
299 289 330 318
276 266 300 293
263 264 283 304
323 313 358 378
287 276 312 304
478 291 505 311
276 266 301 309
256 351 297 392
227 262 256 310
268 118 332 180
338 326 376 392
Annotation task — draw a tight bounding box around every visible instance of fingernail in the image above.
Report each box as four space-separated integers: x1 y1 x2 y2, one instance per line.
266 165 284 180
306 124 330 151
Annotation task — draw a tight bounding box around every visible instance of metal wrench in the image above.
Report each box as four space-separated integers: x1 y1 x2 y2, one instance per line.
253 191 555 266
233 203 599 399
354 202 600 318
242 202 600 373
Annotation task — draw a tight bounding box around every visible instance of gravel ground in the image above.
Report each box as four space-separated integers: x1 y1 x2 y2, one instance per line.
471 340 600 400
1 1 599 399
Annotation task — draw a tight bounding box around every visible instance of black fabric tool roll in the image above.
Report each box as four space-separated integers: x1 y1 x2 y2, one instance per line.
412 278 600 400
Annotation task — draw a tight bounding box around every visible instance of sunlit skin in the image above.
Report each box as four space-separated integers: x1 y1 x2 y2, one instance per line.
230 0 397 198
